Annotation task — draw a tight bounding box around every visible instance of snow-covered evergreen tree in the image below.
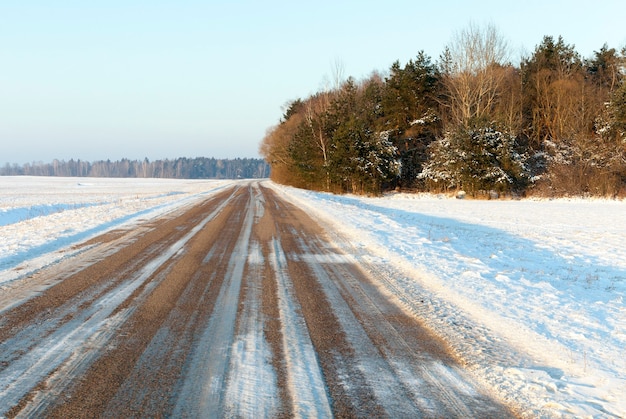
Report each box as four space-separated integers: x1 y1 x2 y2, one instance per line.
351 131 400 193
419 125 530 195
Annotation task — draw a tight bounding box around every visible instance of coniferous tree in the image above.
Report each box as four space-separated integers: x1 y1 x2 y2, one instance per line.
382 52 441 189
420 124 530 195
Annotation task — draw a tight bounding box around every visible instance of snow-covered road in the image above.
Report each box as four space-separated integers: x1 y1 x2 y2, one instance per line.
0 179 510 417
2 176 625 417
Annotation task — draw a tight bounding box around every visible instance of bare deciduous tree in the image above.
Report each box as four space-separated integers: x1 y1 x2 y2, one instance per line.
304 93 332 190
440 22 509 127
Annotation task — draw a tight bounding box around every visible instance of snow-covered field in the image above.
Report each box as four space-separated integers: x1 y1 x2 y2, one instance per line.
0 176 232 289
1 176 625 418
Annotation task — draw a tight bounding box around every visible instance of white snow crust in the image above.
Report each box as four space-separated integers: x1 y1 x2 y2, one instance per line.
1 176 625 418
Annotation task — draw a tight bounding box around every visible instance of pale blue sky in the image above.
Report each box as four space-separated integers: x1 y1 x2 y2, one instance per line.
1 1 625 164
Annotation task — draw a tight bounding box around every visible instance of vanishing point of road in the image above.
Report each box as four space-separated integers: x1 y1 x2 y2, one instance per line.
0 181 515 418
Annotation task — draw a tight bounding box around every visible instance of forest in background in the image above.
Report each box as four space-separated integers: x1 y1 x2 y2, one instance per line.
260 24 626 197
0 157 269 179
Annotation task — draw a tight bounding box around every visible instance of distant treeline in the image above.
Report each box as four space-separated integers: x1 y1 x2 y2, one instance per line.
1 157 270 179
261 25 626 197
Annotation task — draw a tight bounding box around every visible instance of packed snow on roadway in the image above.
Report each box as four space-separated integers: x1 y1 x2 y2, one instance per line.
1 176 625 418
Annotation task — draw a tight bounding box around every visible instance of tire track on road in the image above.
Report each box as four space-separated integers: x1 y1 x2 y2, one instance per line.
269 236 333 418
172 185 256 417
